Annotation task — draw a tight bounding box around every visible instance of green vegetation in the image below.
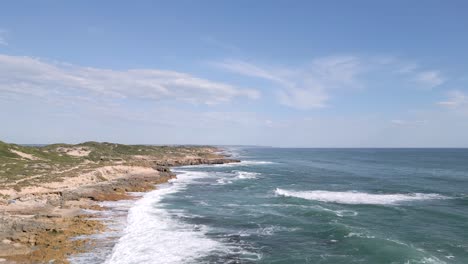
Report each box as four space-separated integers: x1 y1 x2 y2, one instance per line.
0 141 81 185
0 140 218 188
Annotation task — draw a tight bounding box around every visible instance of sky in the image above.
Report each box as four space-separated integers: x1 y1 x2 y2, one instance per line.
1 0 468 147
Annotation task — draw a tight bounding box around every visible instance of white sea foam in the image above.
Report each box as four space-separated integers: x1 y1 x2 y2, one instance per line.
255 225 300 236
216 178 233 185
274 188 447 205
70 197 140 263
335 210 359 217
219 147 243 159
104 171 224 264
235 171 260 179
180 160 275 168
239 160 275 165
212 171 260 185
345 232 375 239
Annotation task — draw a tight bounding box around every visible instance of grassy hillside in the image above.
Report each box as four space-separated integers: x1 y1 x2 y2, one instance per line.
0 140 218 189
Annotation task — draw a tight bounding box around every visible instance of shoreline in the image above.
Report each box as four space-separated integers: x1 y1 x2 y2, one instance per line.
0 143 239 264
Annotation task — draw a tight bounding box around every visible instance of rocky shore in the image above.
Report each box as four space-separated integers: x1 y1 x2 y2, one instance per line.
0 141 239 263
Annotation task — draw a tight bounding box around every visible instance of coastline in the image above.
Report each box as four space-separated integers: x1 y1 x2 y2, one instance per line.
0 142 239 264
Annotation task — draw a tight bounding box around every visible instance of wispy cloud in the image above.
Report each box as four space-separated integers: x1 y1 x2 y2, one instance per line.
0 54 259 105
213 59 290 85
391 119 427 126
395 62 419 74
0 29 7 46
437 90 467 108
415 70 444 88
214 55 448 110
391 60 445 89
213 56 363 109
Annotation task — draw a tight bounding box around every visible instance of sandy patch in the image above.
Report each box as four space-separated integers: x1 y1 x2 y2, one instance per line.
56 147 91 157
1 165 158 199
9 149 42 161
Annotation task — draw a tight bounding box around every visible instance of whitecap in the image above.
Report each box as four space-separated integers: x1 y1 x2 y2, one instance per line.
215 178 233 185
345 232 375 239
234 171 260 179
335 210 359 217
104 171 225 264
211 171 260 185
255 225 300 236
274 188 448 205
179 160 275 168
70 197 140 263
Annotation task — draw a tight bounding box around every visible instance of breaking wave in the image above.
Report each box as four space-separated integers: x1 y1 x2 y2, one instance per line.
235 171 260 179
104 171 224 264
275 188 448 205
180 160 275 168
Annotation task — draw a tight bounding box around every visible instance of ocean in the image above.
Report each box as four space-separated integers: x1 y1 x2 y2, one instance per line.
72 148 468 264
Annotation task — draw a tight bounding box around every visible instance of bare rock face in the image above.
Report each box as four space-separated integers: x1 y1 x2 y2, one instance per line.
153 166 170 172
60 170 176 202
0 242 32 258
1 217 46 243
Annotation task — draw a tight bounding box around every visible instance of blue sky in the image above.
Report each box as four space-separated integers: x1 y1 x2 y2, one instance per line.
1 0 468 147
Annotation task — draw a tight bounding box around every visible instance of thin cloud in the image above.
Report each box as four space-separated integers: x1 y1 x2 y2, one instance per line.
0 29 7 46
437 90 467 108
395 62 419 74
0 54 260 105
213 59 291 86
214 56 363 109
415 70 444 88
214 55 449 110
277 86 329 109
393 61 446 89
391 119 427 126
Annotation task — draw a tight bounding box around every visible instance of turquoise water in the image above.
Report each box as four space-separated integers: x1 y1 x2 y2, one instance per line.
104 148 468 264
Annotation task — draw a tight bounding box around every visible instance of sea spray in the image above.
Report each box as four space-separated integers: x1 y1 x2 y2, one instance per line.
275 188 448 205
104 171 224 264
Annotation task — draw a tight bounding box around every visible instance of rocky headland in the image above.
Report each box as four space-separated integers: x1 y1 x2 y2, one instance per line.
0 141 238 263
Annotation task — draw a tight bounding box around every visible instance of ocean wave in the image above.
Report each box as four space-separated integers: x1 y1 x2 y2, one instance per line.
180 160 275 168
240 160 275 165
255 225 301 236
212 171 260 185
235 171 260 179
345 232 376 239
335 210 359 217
104 171 225 264
70 199 138 264
342 233 448 264
274 188 448 205
216 178 233 185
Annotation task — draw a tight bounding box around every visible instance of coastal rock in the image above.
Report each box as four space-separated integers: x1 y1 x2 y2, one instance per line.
0 243 32 257
0 142 237 263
